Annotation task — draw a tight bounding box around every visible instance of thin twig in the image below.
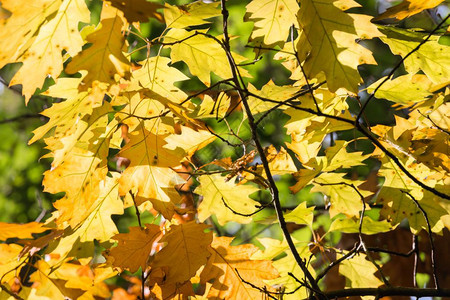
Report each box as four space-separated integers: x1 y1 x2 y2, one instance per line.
0 114 44 125
0 284 24 300
413 234 419 288
402 191 439 289
130 193 142 228
220 197 269 217
234 269 278 300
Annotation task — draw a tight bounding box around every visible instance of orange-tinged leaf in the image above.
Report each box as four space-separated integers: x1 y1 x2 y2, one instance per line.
66 5 130 87
8 0 90 101
375 0 445 21
246 0 299 46
109 224 161 273
0 222 48 241
195 174 260 225
152 222 212 284
151 281 194 300
200 236 278 299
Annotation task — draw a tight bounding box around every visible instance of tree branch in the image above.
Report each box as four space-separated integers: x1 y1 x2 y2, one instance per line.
325 287 450 298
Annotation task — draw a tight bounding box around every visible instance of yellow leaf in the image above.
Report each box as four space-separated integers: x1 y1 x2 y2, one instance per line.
52 263 115 298
66 5 130 87
266 145 297 175
0 244 25 284
0 222 48 241
200 236 278 299
0 0 61 69
267 250 312 300
312 173 371 218
245 0 299 46
378 187 446 233
109 224 161 273
8 0 89 102
29 77 98 144
322 140 370 172
285 202 315 227
328 217 395 235
375 0 445 21
191 93 230 120
195 174 260 225
44 106 112 227
114 89 174 135
164 1 221 29
296 0 381 93
109 0 163 23
164 28 250 86
118 126 185 203
77 173 124 242
247 81 301 114
367 74 433 104
133 56 188 104
163 126 216 158
153 222 212 284
380 26 450 85
339 253 383 288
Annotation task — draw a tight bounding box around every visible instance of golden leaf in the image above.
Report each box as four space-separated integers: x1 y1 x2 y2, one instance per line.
109 224 161 273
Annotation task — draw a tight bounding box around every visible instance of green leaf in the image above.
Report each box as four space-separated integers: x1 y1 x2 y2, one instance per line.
380 26 450 85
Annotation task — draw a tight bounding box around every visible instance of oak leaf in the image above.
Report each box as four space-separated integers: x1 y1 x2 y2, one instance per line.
195 174 260 225
118 126 185 204
200 236 278 299
245 0 299 46
109 224 161 273
164 28 250 86
164 1 221 29
8 0 90 101
133 56 189 104
0 222 48 241
109 0 163 23
152 222 212 284
339 253 383 288
380 26 450 85
296 0 381 93
66 5 131 87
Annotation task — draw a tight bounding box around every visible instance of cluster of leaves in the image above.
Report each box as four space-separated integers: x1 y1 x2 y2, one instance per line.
0 0 449 299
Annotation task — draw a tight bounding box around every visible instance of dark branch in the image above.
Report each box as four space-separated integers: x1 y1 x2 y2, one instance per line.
325 287 450 298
